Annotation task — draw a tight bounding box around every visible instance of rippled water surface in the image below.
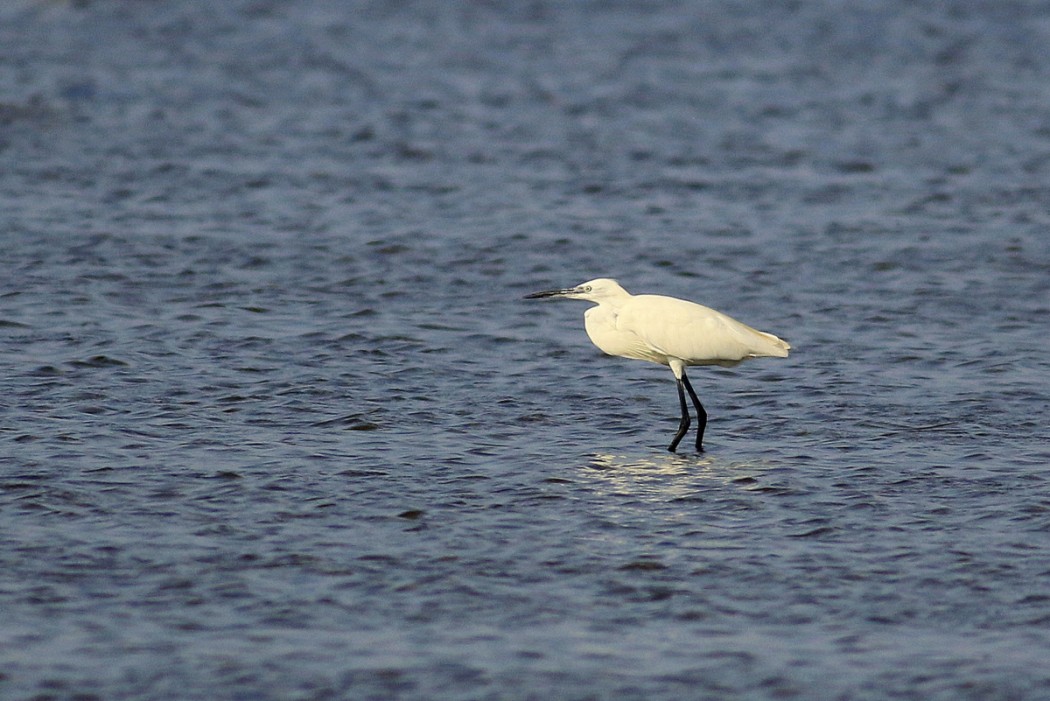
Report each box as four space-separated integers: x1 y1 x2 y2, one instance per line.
3 1 1050 699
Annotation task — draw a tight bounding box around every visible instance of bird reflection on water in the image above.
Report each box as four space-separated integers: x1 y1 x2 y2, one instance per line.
581 451 781 499
573 453 790 553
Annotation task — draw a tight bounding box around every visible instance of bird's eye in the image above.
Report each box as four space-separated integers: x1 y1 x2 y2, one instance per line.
584 285 592 292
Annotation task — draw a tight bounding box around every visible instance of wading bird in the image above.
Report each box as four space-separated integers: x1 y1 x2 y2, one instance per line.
525 278 790 452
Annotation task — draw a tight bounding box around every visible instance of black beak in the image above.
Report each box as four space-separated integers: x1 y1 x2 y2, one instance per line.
524 288 568 299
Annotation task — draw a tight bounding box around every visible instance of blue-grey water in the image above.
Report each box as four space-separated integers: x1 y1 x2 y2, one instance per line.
3 1 1050 699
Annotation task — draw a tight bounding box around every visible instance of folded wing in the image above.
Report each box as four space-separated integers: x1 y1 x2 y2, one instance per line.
617 294 790 367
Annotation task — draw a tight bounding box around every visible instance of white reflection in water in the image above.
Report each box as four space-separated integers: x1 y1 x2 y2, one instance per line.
580 451 782 501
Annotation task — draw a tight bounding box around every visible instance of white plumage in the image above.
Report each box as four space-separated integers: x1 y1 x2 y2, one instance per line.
525 278 790 452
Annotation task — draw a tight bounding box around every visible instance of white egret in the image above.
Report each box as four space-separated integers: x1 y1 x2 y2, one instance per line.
525 278 790 452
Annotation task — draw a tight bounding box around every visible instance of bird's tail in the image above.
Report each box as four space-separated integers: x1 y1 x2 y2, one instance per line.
754 330 791 357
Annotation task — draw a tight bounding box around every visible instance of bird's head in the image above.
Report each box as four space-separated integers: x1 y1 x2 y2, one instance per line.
524 278 629 303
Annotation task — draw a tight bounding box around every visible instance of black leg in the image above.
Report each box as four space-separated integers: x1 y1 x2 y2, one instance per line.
680 372 707 452
667 378 691 453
